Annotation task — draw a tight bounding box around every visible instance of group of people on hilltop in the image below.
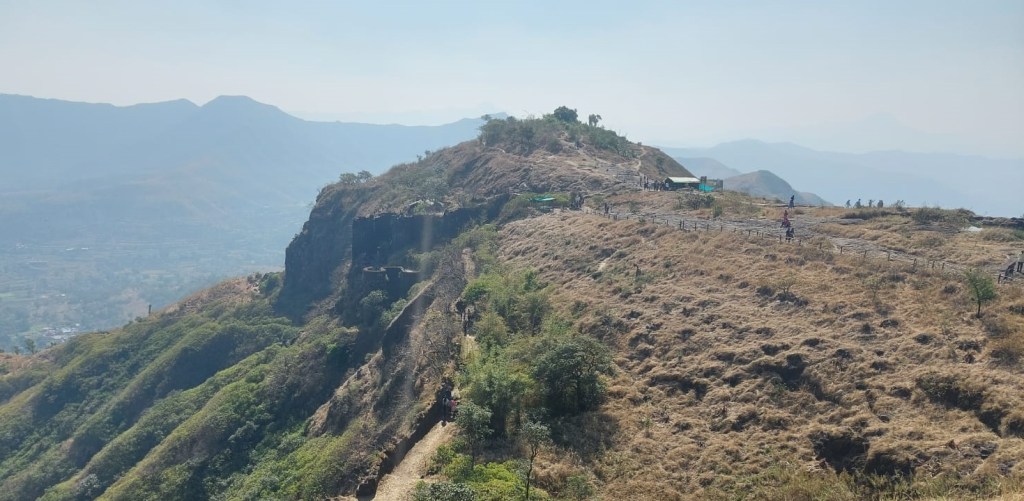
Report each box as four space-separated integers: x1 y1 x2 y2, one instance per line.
569 191 586 210
640 175 667 191
436 380 459 425
781 209 796 241
846 199 885 209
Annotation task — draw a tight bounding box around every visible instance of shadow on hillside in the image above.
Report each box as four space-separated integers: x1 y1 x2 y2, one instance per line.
552 410 620 461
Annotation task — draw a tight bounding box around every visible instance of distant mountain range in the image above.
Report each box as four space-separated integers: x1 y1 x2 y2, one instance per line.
674 157 742 180
662 140 1022 217
0 94 487 345
673 156 828 206
723 170 829 206
1 93 485 195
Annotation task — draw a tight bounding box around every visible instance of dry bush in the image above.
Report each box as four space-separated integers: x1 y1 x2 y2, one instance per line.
981 228 1024 242
988 333 1024 366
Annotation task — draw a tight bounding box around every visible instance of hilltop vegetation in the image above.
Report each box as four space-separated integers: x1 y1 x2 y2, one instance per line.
479 107 635 158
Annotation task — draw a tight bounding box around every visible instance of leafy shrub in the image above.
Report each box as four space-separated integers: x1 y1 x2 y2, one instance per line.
564 473 595 500
441 459 544 501
413 481 477 501
679 194 715 210
531 335 613 416
964 268 997 317
430 443 459 475
464 354 533 436
712 203 724 219
456 401 492 463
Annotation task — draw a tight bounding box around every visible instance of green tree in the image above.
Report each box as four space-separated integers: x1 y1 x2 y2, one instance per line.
474 311 510 352
356 170 373 183
456 400 492 464
587 114 602 127
520 420 550 501
359 290 389 324
466 355 533 436
532 335 613 416
23 337 36 355
564 474 594 500
965 268 997 317
413 481 477 501
552 106 578 123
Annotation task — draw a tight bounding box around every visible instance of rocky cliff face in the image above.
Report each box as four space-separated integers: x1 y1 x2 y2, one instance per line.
279 184 377 313
350 203 505 267
278 133 681 314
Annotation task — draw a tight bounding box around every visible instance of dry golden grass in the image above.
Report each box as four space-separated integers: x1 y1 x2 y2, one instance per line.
0 353 34 373
496 209 1024 500
160 275 261 316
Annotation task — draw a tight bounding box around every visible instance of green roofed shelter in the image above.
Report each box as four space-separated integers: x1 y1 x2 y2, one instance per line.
663 177 700 190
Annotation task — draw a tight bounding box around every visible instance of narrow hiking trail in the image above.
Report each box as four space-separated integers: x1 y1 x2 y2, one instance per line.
371 422 456 501
363 249 477 500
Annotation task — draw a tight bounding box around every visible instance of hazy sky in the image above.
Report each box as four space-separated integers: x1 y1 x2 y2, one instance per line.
2 1 1022 156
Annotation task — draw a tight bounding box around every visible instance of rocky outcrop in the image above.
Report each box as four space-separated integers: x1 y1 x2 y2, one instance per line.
279 185 378 313
351 202 505 266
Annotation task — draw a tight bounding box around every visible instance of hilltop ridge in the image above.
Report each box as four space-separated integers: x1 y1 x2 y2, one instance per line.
0 109 1021 500
281 113 692 311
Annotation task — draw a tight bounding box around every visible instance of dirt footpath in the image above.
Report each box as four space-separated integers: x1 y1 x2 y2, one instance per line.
371 421 456 501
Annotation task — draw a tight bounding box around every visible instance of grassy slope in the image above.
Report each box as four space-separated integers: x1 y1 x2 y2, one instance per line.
0 277 329 500
497 208 1023 499
0 246 461 501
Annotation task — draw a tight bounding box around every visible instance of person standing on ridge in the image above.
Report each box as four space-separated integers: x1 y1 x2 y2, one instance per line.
789 195 795 208
1018 250 1023 273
